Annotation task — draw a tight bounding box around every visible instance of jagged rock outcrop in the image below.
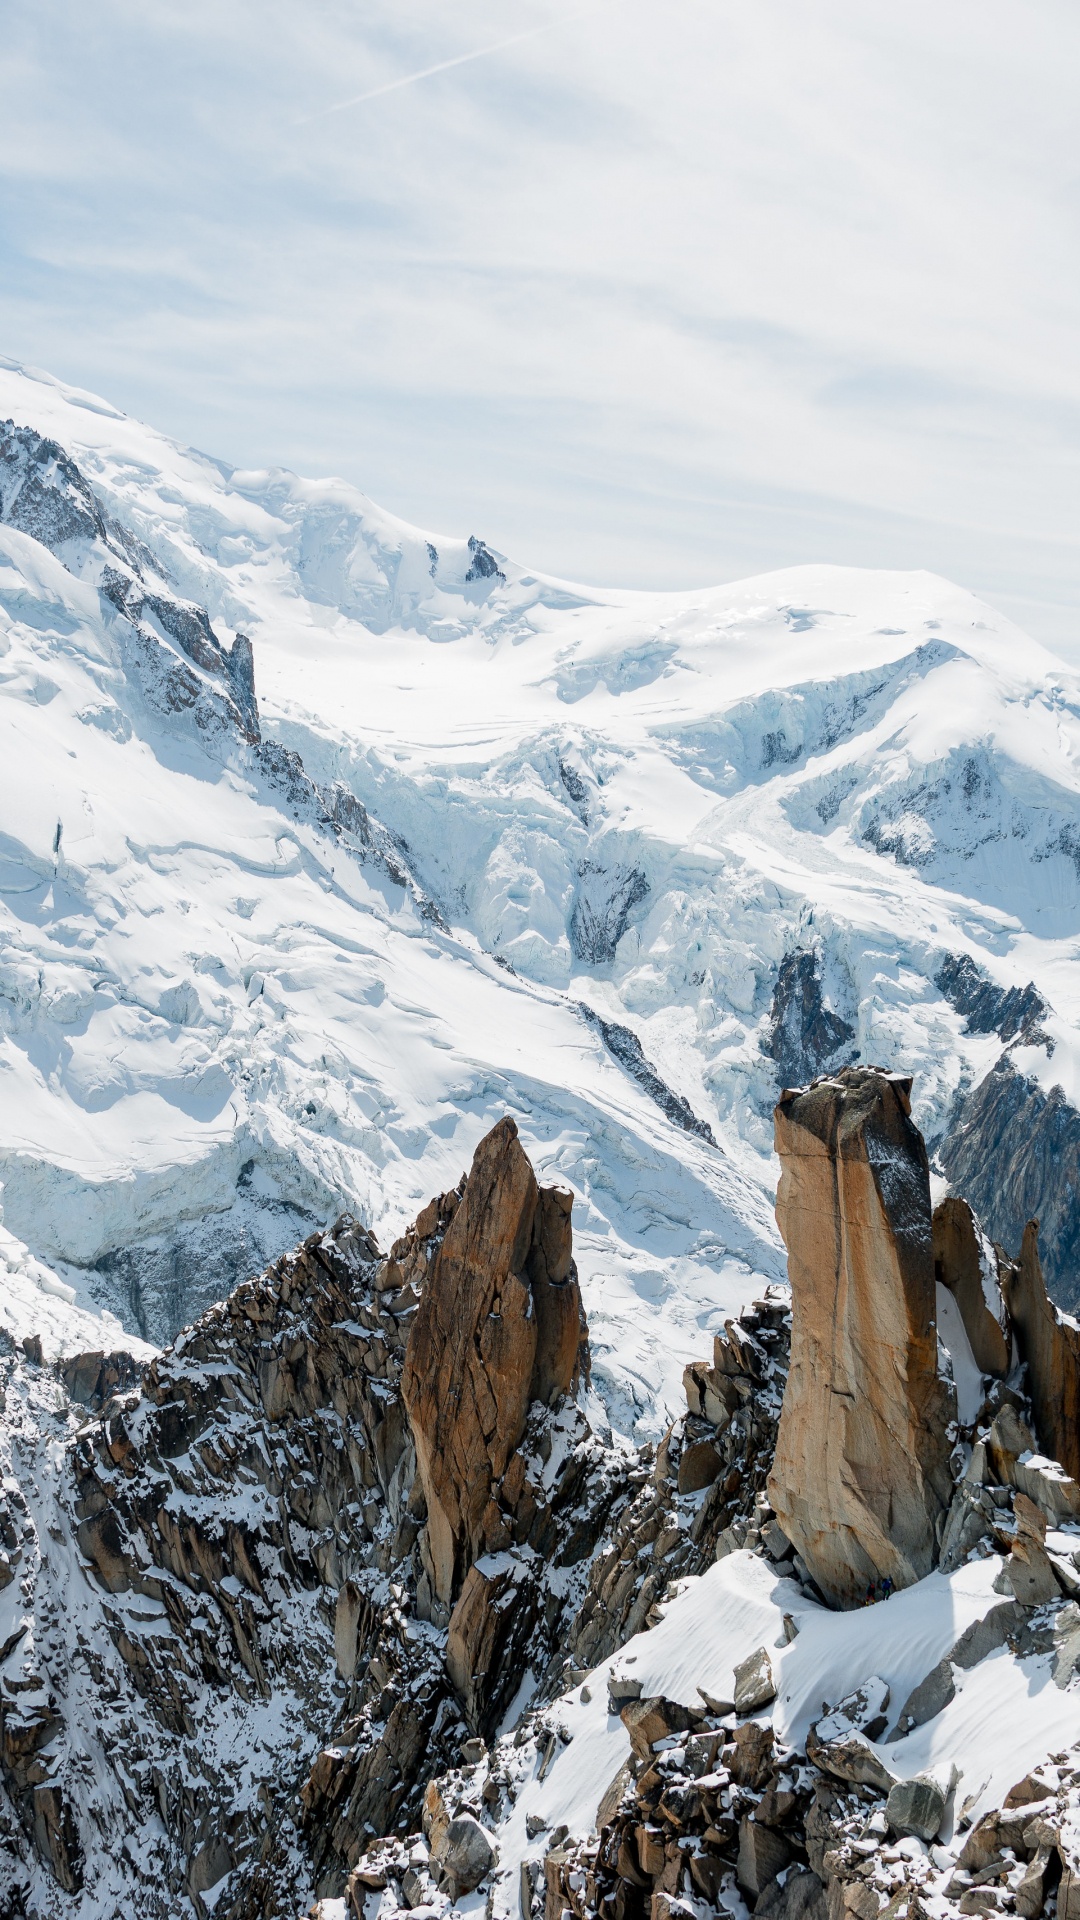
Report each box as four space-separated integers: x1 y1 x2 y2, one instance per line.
768 1067 955 1605
932 1195 1011 1377
577 1006 717 1144
331 1092 1080 1920
1000 1221 1080 1482
935 953 1049 1048
568 862 649 964
940 1055 1080 1312
402 1118 588 1617
2 1111 811 1916
765 949 857 1089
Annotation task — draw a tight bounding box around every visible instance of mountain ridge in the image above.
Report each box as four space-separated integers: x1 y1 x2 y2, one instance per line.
1 355 1079 1399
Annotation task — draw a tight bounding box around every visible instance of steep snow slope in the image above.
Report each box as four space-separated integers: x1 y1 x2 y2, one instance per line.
2 355 1080 1403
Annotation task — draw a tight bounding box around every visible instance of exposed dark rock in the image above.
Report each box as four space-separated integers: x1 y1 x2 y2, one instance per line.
578 1005 716 1144
569 862 649 963
57 1348 142 1413
886 1772 949 1843
464 535 505 584
558 759 589 811
88 1187 320 1346
935 953 1049 1046
764 950 856 1089
1 419 114 553
224 632 259 739
939 1056 1080 1311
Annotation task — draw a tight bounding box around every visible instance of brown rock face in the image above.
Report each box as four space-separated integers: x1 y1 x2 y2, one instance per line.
767 1068 955 1606
1001 1221 1080 1481
401 1116 587 1609
932 1196 1011 1377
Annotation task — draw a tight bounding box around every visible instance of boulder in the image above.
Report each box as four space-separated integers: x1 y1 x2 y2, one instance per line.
805 1723 895 1793
893 1659 954 1737
607 1673 643 1713
816 1676 891 1742
939 1482 998 1572
677 1437 723 1494
1000 1222 1080 1481
737 1814 791 1897
986 1404 1039 1483
402 1117 587 1607
60 1348 141 1412
932 1197 1011 1376
683 1360 736 1429
1054 1602 1080 1687
756 1868 829 1920
886 1768 953 1842
959 1803 1053 1872
1014 1846 1056 1919
431 1812 497 1897
1014 1455 1080 1526
734 1646 776 1714
994 1489 1062 1606
767 1068 955 1606
620 1695 696 1762
729 1721 776 1789
334 1580 366 1680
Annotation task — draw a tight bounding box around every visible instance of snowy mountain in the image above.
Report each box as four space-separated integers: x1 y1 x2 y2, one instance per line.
1 355 1078 1406
5 360 1080 1920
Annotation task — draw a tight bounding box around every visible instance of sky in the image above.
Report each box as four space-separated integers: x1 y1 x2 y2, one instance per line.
1 0 1078 655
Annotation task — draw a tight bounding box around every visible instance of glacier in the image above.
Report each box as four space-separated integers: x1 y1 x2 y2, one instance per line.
1 352 1079 1434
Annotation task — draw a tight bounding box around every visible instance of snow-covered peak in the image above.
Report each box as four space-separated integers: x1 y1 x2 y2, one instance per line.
1 354 1079 1416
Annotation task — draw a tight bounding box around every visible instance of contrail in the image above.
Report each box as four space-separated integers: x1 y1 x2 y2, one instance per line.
302 17 570 122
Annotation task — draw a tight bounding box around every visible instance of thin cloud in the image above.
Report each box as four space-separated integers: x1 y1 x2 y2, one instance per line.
301 17 572 123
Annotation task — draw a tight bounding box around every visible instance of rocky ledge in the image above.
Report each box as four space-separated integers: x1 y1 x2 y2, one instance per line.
7 1070 1080 1920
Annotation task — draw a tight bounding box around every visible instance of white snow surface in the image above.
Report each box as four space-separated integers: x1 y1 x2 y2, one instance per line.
1 355 1080 1430
487 1551 1080 1916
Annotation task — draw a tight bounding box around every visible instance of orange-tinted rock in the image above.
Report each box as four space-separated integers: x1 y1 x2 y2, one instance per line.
767 1068 955 1607
402 1116 587 1608
932 1195 1011 1377
1001 1221 1080 1481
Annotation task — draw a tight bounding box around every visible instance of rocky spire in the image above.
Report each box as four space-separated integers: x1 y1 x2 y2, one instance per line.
1001 1220 1080 1481
767 1066 955 1606
401 1116 587 1615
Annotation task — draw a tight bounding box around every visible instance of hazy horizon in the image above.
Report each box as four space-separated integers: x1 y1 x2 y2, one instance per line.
2 0 1077 656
